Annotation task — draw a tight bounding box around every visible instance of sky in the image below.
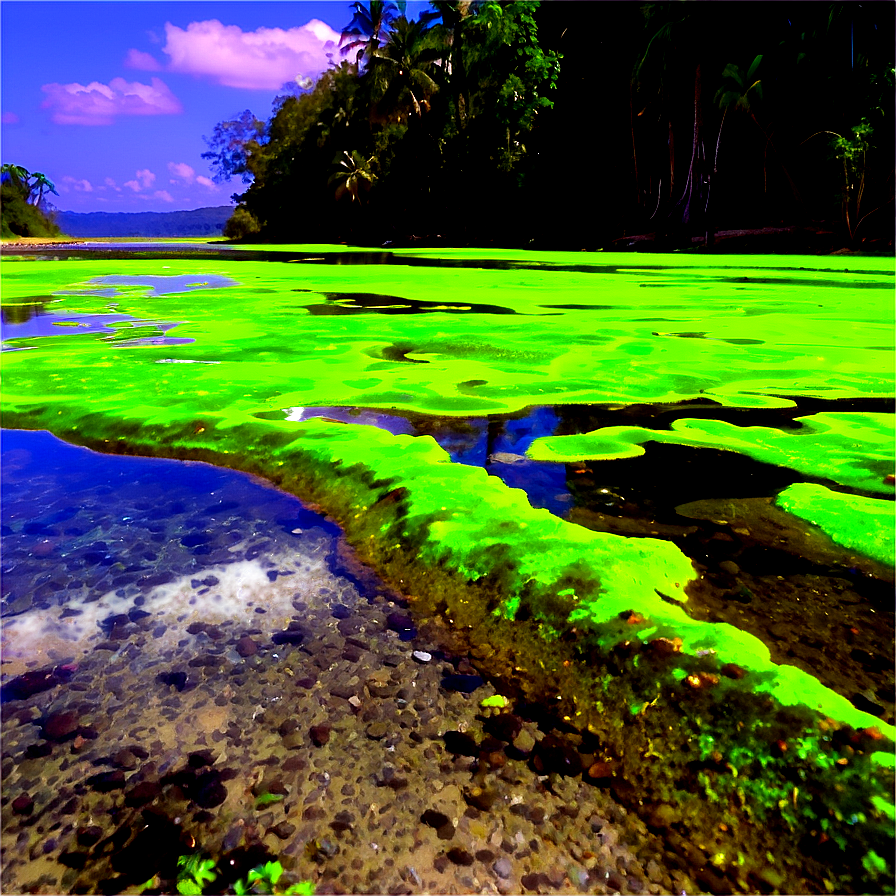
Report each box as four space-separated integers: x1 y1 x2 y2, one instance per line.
1 1 428 214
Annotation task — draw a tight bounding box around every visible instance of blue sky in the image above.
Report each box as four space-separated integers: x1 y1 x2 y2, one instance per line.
1 1 428 213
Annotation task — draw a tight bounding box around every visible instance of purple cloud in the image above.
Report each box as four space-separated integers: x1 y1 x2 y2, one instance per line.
124 48 162 71
1 111 20 125
41 77 182 125
162 18 339 90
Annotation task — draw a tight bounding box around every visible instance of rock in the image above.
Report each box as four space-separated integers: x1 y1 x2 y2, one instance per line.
272 625 305 646
485 713 523 743
464 786 497 811
1 668 61 701
521 872 544 890
718 560 740 575
443 730 479 756
125 781 160 807
330 810 354 833
310 724 331 746
493 857 513 879
279 719 299 737
76 825 103 847
441 674 483 693
447 847 474 866
720 663 747 680
111 748 139 770
270 822 296 840
412 650 432 663
366 722 390 740
43 710 80 741
607 870 625 892
586 760 614 781
511 729 536 756
236 636 258 657
488 452 526 465
422 809 451 829
86 770 126 792
11 794 33 815
533 734 583 777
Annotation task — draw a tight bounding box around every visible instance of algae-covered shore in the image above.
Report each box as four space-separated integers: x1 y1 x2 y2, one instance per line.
1 245 894 894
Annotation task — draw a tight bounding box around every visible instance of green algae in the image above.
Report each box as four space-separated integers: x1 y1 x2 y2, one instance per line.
2 253 893 417
528 412 895 495
2 248 894 893
776 482 895 567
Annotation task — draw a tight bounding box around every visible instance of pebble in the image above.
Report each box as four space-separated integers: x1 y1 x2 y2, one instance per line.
43 711 80 741
412 650 432 663
235 636 258 657
493 857 513 879
366 721 390 740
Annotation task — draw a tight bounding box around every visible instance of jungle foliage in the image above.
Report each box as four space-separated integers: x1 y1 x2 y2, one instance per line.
203 1 894 249
0 164 62 238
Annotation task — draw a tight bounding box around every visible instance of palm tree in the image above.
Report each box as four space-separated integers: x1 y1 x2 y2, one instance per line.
703 55 763 246
369 14 442 119
430 1 481 129
328 150 377 204
28 172 59 207
0 163 32 199
340 0 406 68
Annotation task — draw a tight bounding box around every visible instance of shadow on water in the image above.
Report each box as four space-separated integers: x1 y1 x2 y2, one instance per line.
2 243 891 281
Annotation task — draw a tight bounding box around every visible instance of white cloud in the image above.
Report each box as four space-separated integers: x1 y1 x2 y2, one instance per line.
60 176 94 193
124 169 156 192
124 48 162 71
41 77 182 125
196 175 216 188
167 161 196 184
162 18 339 90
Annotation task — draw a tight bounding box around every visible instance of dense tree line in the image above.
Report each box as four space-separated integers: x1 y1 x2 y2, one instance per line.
206 1 894 250
0 165 62 238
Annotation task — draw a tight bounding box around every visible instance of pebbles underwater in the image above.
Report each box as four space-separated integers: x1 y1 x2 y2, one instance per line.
1 430 693 896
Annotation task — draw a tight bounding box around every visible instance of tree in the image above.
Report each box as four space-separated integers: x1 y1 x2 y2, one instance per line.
201 110 267 186
704 55 764 246
340 0 406 67
329 150 377 203
28 172 59 207
368 14 442 119
1 163 62 238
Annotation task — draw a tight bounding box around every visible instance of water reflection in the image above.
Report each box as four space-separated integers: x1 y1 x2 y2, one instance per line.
56 273 239 298
277 405 571 515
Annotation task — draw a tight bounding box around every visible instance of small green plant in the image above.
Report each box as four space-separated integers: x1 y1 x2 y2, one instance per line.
253 791 285 808
233 861 314 895
177 855 218 895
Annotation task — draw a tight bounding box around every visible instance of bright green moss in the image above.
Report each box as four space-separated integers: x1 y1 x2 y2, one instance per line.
776 482 895 566
528 413 894 495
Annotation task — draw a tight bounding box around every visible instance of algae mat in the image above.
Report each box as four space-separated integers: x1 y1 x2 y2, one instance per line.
2 247 894 894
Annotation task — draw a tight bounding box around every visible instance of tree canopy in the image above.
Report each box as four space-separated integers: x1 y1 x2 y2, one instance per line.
203 1 894 250
1 164 62 238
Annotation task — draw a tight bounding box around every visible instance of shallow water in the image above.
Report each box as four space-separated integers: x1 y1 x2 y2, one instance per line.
1 430 688 896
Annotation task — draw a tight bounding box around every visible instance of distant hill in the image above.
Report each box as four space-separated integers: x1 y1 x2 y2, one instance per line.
53 206 232 238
